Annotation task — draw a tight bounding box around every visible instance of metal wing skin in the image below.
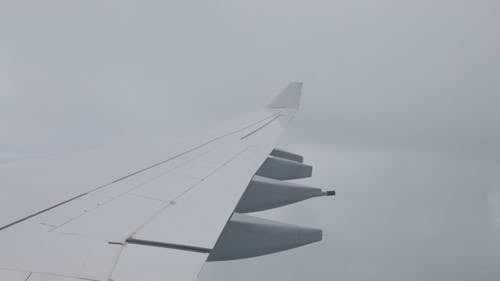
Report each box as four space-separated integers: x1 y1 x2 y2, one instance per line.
0 83 333 281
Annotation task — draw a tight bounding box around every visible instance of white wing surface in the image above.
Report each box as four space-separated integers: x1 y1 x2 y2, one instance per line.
0 83 333 281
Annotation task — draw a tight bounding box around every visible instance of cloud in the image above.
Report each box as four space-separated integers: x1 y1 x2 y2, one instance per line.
0 0 498 280
202 143 500 281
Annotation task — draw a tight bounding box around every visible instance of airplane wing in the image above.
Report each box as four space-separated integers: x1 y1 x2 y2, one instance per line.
0 82 333 281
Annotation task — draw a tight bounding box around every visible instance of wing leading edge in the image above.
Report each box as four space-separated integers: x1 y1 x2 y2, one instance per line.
0 82 333 281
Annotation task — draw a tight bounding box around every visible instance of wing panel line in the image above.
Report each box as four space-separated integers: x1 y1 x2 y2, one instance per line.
0 193 88 232
0 112 281 233
240 114 282 140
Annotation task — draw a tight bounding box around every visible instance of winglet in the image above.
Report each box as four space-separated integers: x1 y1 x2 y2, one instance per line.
267 82 303 109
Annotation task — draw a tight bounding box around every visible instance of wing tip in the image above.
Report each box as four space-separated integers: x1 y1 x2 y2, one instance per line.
267 82 303 109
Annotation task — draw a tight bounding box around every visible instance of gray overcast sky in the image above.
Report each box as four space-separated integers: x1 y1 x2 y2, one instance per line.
1 1 499 280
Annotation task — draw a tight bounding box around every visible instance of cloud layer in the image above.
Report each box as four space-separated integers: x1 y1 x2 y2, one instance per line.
1 1 499 280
